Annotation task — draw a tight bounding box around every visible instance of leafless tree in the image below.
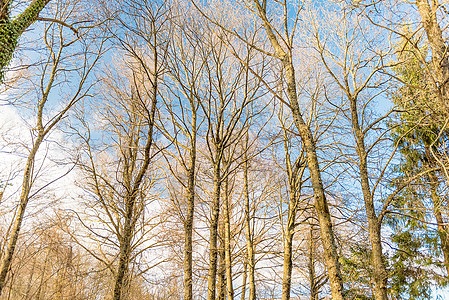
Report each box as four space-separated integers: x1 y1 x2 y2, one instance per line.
0 0 103 294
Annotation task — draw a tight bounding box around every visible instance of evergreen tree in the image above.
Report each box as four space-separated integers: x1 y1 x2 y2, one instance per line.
387 32 449 298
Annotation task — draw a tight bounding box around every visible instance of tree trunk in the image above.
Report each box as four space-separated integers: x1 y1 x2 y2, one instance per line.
349 96 388 300
207 160 222 300
251 3 344 298
224 177 234 300
112 197 134 300
415 0 449 114
184 116 197 300
309 226 319 300
280 127 304 300
281 222 294 300
284 61 344 300
0 133 44 295
429 171 449 275
112 64 157 300
0 0 51 82
243 154 256 300
217 224 226 300
241 257 248 300
281 169 298 300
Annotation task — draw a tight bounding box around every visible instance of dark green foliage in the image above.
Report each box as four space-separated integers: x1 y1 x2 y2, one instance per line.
0 0 50 82
386 32 449 298
388 231 437 300
340 243 374 300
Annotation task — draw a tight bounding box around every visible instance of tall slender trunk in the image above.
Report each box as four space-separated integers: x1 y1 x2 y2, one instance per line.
309 226 318 300
207 160 222 300
112 199 134 300
224 177 234 300
241 257 248 300
281 165 298 300
0 132 44 294
184 111 197 300
280 128 304 300
112 64 157 300
349 97 388 300
217 223 226 300
251 3 344 297
243 153 256 300
281 219 295 300
284 61 344 300
0 61 56 291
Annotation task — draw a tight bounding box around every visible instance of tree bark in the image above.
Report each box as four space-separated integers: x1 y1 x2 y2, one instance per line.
309 226 319 300
281 218 295 300
0 133 44 295
0 50 58 292
284 47 344 300
241 257 248 300
281 133 302 300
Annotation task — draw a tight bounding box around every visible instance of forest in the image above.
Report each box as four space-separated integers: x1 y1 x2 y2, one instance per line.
0 0 448 299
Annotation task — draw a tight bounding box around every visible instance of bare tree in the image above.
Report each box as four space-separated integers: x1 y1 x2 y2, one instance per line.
198 28 264 299
277 105 307 300
159 10 204 299
0 0 103 293
76 41 165 300
229 1 345 298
